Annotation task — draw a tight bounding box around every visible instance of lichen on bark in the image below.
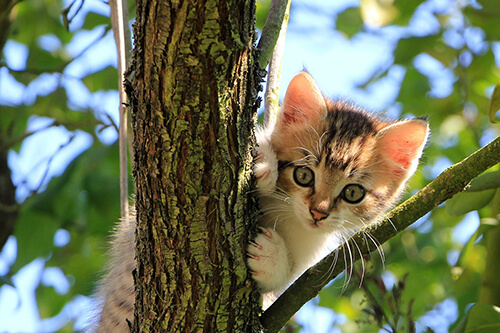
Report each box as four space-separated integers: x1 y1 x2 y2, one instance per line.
127 0 262 331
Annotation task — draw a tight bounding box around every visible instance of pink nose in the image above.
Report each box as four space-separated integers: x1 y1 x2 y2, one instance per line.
310 209 328 221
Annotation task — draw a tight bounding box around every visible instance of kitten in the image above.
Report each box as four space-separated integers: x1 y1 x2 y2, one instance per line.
92 71 428 330
247 71 428 307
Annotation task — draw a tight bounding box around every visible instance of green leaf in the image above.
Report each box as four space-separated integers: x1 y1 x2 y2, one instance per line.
36 280 67 318
452 303 500 333
12 142 124 272
396 67 432 115
465 0 500 41
10 70 38 86
82 66 119 92
0 106 30 149
468 171 500 192
52 232 108 295
336 7 363 39
31 88 100 133
455 218 499 269
13 209 60 271
446 189 496 216
12 1 72 46
391 1 421 26
25 47 69 72
83 12 111 30
488 82 500 123
394 35 439 65
256 0 271 31
445 170 500 217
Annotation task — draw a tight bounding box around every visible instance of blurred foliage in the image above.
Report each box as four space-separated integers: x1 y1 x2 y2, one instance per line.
0 0 499 332
0 0 134 331
453 303 500 333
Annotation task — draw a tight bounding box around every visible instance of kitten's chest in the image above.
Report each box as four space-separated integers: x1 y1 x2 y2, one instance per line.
279 223 332 274
260 206 332 276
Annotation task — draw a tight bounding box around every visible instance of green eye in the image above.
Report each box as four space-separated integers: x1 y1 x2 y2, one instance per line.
293 166 314 187
341 184 365 204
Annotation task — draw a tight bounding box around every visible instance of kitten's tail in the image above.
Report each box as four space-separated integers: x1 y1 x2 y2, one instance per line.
87 211 136 332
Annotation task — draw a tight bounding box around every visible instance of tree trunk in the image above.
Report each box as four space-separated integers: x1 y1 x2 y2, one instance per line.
127 0 261 331
0 0 18 251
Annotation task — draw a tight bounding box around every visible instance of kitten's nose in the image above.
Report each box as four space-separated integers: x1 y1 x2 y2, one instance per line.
310 209 329 221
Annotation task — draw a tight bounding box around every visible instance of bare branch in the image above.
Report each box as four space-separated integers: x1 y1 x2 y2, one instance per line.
257 0 292 70
109 0 132 217
260 136 500 332
263 0 290 128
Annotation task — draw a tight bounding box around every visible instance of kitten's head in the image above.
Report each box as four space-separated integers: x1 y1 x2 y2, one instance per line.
269 72 428 233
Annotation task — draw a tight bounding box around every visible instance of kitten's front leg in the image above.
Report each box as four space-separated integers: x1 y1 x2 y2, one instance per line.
247 228 291 293
254 132 278 192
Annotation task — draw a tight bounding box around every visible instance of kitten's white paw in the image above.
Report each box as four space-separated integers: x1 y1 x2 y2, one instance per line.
247 228 291 293
254 154 277 191
254 138 278 191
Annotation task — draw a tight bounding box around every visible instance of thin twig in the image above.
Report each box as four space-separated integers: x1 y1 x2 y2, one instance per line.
257 0 292 70
109 0 132 217
0 120 58 151
21 133 77 201
260 136 500 332
263 0 291 128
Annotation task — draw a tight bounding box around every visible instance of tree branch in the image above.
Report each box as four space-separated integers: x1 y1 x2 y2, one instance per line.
263 0 290 128
257 0 292 70
109 0 132 217
260 136 500 332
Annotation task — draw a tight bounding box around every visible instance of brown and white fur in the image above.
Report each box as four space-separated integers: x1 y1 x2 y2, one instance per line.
91 71 428 330
91 214 136 332
247 72 428 307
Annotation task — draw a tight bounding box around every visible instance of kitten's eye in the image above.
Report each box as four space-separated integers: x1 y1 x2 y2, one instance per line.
341 184 365 204
293 166 314 187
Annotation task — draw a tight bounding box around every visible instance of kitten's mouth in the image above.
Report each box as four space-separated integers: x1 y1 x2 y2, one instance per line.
308 219 325 230
308 217 341 231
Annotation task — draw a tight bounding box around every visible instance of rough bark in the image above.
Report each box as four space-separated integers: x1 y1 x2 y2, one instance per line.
127 0 262 331
0 150 17 251
0 0 15 52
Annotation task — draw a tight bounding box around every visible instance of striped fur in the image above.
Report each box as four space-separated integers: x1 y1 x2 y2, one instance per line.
248 72 428 307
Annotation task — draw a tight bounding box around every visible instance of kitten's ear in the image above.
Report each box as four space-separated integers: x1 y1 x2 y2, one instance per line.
376 119 429 180
280 71 327 127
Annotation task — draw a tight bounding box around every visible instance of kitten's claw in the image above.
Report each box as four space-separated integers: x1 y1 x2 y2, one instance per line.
258 227 273 239
247 227 290 293
250 240 263 250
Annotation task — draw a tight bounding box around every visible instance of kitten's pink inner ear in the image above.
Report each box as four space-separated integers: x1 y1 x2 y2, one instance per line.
377 119 429 176
282 72 327 125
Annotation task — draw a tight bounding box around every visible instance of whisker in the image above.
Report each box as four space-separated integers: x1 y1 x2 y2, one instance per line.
343 226 365 288
341 232 354 293
363 231 386 267
385 215 398 232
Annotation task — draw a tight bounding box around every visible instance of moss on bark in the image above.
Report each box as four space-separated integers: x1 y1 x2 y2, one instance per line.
127 0 262 331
